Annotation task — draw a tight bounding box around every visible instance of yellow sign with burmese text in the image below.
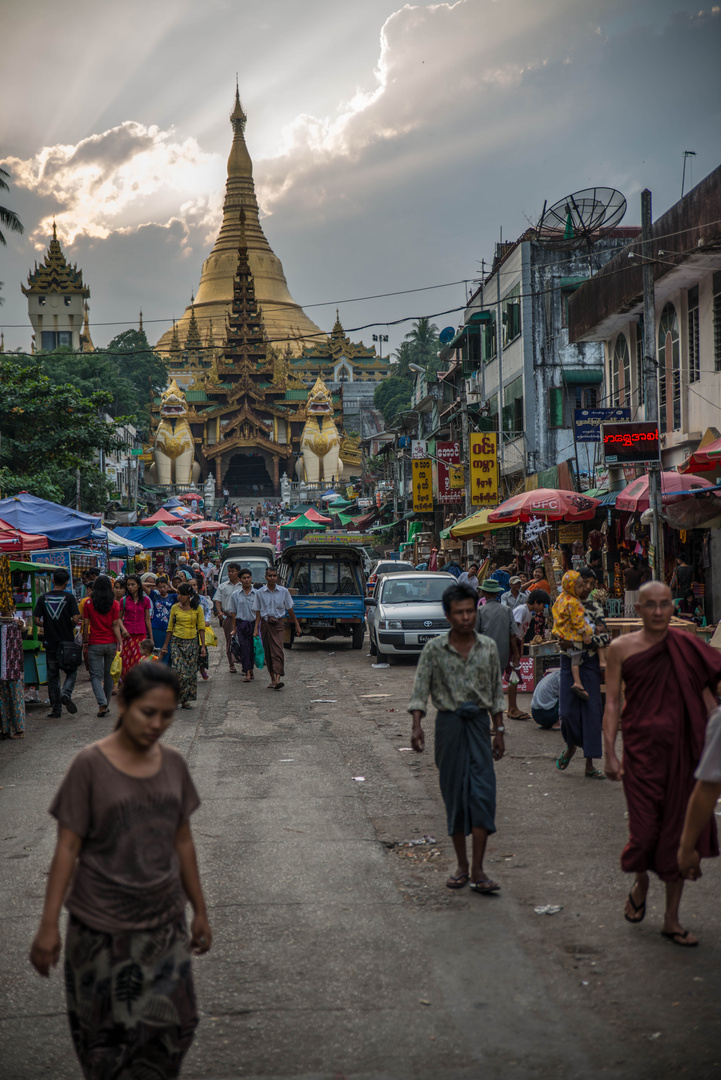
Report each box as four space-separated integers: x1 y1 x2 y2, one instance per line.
412 458 434 512
470 432 498 507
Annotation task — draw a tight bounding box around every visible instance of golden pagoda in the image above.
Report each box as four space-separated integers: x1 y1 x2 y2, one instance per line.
156 86 322 357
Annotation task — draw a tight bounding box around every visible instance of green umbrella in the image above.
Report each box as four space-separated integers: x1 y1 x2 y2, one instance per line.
280 514 327 532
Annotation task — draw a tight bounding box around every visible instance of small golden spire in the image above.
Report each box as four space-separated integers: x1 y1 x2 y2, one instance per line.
52 218 57 241
0 331 4 353
81 301 95 353
139 309 144 333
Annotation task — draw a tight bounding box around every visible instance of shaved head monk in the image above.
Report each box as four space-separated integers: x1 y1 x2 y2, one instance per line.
603 581 721 946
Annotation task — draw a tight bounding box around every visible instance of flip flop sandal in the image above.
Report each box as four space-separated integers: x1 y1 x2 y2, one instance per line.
508 711 531 721
469 880 500 894
585 769 606 780
273 682 285 690
446 872 470 890
624 890 646 923
556 749 574 771
661 929 698 947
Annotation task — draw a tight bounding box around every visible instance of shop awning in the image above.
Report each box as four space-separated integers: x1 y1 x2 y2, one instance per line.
561 368 603 385
448 508 522 538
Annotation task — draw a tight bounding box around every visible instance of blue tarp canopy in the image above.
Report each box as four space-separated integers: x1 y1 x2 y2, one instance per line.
0 492 99 544
162 498 183 508
114 526 184 549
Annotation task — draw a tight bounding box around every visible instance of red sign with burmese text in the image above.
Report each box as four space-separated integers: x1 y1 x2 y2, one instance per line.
437 441 462 505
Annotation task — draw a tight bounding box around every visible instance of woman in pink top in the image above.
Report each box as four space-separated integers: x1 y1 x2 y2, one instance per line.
118 574 152 677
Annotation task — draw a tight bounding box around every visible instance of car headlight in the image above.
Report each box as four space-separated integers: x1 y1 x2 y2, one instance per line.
380 619 402 630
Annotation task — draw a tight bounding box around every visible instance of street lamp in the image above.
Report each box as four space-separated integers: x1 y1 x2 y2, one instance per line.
372 333 389 359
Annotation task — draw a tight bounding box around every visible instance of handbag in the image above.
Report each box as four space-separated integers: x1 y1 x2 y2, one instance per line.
253 634 265 670
57 640 83 672
205 624 218 647
110 651 122 682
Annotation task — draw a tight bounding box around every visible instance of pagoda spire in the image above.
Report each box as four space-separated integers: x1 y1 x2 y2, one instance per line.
185 295 202 352
139 310 144 333
81 301 95 353
221 207 267 374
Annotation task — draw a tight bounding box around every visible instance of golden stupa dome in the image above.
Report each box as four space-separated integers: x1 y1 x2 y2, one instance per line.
156 88 322 357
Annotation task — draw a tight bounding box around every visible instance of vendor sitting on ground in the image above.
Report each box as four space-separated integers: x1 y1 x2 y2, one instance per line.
552 570 605 702
531 666 561 730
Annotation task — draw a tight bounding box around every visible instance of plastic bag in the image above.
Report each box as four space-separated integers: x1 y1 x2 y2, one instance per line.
205 625 218 647
110 651 122 683
253 634 265 670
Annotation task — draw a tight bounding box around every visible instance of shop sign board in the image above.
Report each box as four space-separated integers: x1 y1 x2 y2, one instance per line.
558 523 584 544
574 408 631 442
411 440 427 460
436 441 463 505
449 465 465 489
30 548 74 592
502 657 534 693
602 421 660 465
412 458 434 512
469 433 498 507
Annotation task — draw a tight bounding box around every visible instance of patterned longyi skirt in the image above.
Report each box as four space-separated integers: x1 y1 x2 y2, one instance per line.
64 914 198 1080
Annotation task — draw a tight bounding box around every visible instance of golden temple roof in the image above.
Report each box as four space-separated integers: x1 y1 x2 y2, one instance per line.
156 88 322 358
22 222 90 297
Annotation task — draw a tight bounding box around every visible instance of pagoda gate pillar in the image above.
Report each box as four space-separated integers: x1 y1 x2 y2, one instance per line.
272 456 280 496
215 458 222 488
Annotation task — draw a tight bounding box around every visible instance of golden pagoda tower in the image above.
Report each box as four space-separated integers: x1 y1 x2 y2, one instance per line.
156 86 322 357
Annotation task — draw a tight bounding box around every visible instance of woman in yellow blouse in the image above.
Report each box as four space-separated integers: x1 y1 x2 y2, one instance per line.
160 583 206 708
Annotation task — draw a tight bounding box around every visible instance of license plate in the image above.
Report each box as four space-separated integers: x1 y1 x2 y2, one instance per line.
312 620 334 627
417 634 435 644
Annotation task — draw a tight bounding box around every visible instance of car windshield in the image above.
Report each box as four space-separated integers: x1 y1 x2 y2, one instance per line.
374 563 414 575
219 558 270 584
380 578 450 604
288 558 361 595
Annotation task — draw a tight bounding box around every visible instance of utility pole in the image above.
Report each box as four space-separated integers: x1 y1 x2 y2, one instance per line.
76 467 81 511
495 233 505 495
460 377 471 515
641 189 664 581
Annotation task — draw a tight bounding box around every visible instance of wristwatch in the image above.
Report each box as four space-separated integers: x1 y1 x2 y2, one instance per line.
493 726 506 734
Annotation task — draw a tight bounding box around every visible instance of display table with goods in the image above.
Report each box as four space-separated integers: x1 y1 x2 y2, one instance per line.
604 616 699 640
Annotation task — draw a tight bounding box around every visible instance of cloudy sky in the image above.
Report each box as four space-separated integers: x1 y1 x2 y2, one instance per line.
1 0 720 353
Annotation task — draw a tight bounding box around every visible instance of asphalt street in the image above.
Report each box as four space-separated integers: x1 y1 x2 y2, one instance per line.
2 635 721 1080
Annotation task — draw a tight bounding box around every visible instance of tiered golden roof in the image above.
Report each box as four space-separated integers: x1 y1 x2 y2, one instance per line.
156 88 322 357
22 222 90 297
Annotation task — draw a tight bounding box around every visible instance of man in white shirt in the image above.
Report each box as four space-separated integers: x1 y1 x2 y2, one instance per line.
214 562 242 673
228 568 258 681
531 666 561 730
501 577 530 609
253 567 302 690
458 564 479 591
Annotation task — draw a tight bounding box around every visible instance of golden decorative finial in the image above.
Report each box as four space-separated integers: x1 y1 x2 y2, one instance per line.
0 331 4 353
52 217 57 241
139 309 143 332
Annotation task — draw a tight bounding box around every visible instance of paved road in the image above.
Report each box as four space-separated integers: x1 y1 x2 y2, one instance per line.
2 636 721 1080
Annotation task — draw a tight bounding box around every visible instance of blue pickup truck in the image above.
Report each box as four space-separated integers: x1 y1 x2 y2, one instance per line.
277 541 366 649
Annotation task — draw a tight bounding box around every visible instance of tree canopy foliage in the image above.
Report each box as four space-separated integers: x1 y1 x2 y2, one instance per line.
373 317 442 424
27 328 167 433
0 357 125 511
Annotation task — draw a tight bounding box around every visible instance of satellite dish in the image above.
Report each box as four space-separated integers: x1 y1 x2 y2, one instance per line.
439 326 456 345
536 187 627 249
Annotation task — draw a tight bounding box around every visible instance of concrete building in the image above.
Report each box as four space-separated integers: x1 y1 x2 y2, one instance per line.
443 228 639 489
22 223 94 353
568 164 721 468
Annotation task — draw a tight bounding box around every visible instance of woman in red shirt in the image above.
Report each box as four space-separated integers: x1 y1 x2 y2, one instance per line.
82 576 123 717
118 575 153 679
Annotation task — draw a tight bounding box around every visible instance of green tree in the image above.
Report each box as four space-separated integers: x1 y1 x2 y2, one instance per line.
0 167 23 247
374 375 412 425
0 357 124 511
403 316 441 374
28 328 167 432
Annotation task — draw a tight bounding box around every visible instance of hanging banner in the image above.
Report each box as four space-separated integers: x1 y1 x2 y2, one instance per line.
436 441 463 505
412 458 434 512
411 440 427 460
574 408 631 443
469 433 499 507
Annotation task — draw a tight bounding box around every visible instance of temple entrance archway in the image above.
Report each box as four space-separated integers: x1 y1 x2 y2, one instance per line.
223 453 273 497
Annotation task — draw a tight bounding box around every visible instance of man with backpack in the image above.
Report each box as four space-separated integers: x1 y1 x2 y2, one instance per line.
34 568 82 718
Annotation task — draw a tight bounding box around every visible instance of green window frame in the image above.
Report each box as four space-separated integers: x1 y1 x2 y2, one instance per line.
502 285 521 345
549 387 563 428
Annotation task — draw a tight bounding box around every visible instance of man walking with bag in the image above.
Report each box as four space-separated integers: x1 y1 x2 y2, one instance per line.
34 568 82 718
253 567 302 690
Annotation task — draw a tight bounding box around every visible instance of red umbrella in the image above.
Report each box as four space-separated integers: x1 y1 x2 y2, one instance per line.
140 508 183 525
187 521 233 533
177 492 203 502
678 436 721 474
487 488 601 523
615 471 720 512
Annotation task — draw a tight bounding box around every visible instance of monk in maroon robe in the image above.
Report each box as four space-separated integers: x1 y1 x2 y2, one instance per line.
603 581 721 946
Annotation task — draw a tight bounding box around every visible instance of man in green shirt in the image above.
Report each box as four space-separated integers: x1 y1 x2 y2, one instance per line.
409 582 506 894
